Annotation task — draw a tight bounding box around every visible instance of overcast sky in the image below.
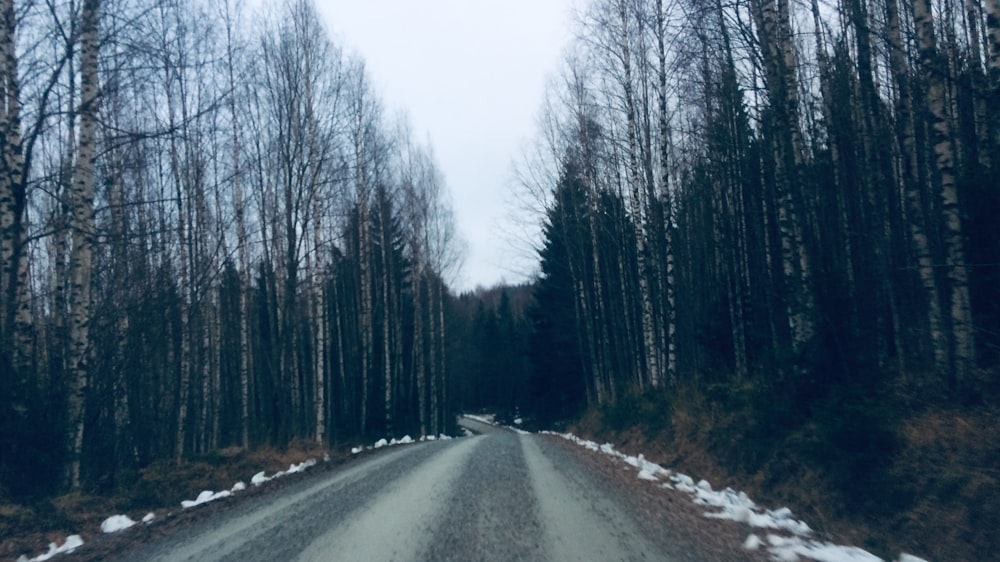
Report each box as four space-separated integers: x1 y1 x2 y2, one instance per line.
315 1 576 292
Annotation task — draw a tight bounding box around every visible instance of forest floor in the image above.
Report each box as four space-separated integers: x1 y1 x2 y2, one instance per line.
0 439 332 561
567 392 1000 562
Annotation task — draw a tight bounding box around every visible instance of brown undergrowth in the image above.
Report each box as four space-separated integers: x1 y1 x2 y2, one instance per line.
0 440 334 561
570 386 1000 562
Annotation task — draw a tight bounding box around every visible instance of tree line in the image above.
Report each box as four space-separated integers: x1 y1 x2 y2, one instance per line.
521 0 999 422
0 0 459 496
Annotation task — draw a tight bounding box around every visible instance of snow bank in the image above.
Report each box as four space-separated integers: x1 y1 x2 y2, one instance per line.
354 433 451 454
251 458 318 485
181 489 232 508
461 413 532 435
16 535 84 562
100 514 136 533
463 413 496 425
546 431 928 562
21 455 323 560
283 458 318 475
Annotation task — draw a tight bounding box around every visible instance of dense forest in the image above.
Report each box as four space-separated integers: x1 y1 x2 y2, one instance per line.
476 0 997 557
0 0 459 497
508 0 1000 415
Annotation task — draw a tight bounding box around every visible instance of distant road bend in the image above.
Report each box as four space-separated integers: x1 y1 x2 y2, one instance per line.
113 418 759 562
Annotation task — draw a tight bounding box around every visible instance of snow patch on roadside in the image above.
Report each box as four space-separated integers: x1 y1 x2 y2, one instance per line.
181 489 232 508
545 431 928 562
19 454 324 561
463 413 495 425
462 413 531 435
100 514 136 533
250 458 318 486
15 535 83 562
350 433 453 455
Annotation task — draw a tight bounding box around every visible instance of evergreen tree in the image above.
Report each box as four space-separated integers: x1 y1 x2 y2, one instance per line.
527 161 591 423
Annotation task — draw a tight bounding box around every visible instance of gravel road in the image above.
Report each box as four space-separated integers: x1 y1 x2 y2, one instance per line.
105 419 762 562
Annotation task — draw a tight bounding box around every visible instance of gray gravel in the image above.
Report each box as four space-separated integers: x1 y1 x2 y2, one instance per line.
108 420 760 562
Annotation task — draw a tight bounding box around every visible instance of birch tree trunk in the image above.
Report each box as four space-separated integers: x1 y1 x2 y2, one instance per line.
353 84 373 435
617 0 660 388
0 0 11 347
435 279 447 434
66 0 100 488
751 0 815 352
167 61 191 462
0 0 29 370
986 0 1000 148
886 0 946 377
914 0 976 389
223 0 251 450
655 0 677 384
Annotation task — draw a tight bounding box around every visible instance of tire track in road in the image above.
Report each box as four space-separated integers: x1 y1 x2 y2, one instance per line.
294 435 482 562
521 434 664 561
426 429 545 561
119 439 464 562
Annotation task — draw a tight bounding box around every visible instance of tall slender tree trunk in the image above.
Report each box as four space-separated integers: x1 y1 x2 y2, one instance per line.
66 0 100 488
167 80 191 463
378 195 393 435
985 0 1000 151
413 271 427 436
618 0 660 388
0 0 29 370
356 147 372 435
887 0 945 377
914 0 976 389
752 0 814 352
435 280 446 433
0 0 12 349
224 1 251 450
656 0 676 383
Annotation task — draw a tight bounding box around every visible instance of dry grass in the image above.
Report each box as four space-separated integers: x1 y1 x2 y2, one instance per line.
570 390 1000 562
0 440 335 561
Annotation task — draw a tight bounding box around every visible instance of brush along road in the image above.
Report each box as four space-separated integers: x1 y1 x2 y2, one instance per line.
103 419 761 562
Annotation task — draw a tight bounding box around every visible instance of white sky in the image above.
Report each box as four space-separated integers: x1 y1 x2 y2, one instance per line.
315 1 576 292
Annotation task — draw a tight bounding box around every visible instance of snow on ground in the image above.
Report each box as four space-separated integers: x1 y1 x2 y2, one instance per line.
350 433 454 455
18 455 323 561
100 514 136 533
15 535 83 562
181 489 232 508
463 413 496 425
250 458 319 486
461 413 530 435
545 431 928 562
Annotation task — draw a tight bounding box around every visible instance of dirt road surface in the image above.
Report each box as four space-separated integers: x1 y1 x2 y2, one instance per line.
74 419 763 562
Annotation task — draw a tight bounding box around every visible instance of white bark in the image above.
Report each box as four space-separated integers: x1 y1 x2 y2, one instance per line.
914 0 975 388
223 0 251 450
66 0 100 488
617 0 661 389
